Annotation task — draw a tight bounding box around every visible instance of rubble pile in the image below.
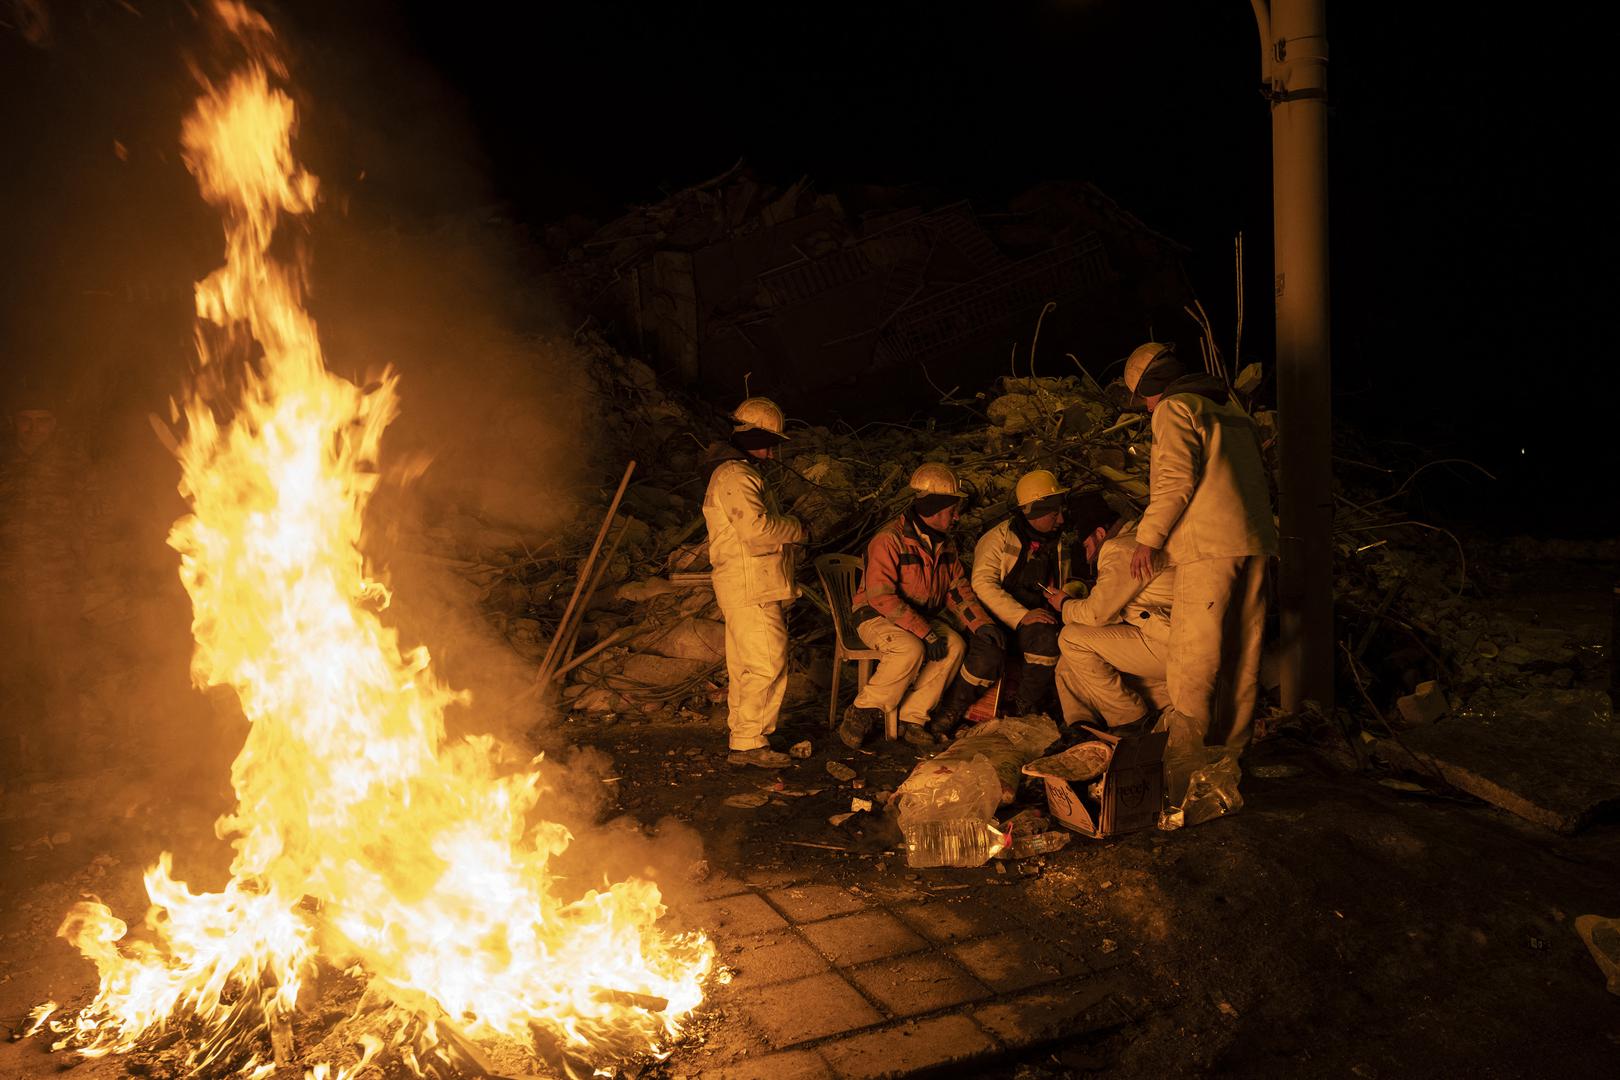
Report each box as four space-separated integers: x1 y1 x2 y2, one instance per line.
448 329 1286 723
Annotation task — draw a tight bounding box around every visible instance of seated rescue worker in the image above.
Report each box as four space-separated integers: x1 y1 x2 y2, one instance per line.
963 470 1075 725
837 462 1000 749
1050 495 1177 732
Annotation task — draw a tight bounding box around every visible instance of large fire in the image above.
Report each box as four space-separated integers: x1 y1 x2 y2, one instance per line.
31 3 712 1075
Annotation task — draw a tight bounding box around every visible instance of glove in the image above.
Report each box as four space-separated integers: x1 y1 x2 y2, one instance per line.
922 630 950 662
974 623 1007 650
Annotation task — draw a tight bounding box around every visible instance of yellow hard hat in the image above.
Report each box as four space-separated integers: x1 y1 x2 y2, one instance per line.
908 461 962 497
731 397 789 438
1014 469 1068 509
1123 342 1177 396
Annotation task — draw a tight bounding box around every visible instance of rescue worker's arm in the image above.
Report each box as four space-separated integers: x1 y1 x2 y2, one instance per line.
970 526 1028 627
861 532 932 638
714 463 806 552
1061 540 1148 627
943 550 993 634
1134 400 1202 551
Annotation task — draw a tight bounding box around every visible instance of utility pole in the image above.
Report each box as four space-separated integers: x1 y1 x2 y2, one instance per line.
1251 0 1334 711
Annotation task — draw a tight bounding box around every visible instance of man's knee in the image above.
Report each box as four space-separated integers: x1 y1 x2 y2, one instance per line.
885 631 925 665
1018 622 1060 661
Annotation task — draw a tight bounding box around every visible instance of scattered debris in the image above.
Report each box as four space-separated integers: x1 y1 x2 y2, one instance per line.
723 793 769 809
825 761 857 782
789 740 813 759
1574 915 1620 995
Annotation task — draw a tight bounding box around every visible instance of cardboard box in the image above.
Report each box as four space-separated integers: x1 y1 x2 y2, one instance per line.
1022 726 1167 838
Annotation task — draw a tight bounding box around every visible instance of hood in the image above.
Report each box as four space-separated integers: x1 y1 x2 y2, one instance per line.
1162 372 1231 405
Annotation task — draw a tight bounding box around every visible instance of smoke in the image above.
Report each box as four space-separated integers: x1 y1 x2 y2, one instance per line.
2 3 603 817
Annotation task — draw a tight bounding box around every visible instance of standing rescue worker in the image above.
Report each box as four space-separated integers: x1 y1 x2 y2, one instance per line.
965 469 1073 724
1051 494 1177 730
701 397 807 769
838 462 999 748
1122 342 1277 756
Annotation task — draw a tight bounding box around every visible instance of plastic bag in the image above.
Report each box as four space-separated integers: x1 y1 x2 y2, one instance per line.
1159 747 1243 830
929 714 1061 803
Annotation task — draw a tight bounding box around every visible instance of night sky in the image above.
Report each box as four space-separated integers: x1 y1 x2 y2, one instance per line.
3 1 1610 530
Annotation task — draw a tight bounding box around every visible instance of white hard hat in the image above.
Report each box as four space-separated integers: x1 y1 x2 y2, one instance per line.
908 461 962 497
731 397 789 439
1123 342 1177 397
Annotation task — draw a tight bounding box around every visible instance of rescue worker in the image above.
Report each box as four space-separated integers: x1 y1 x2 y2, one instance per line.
965 469 1073 724
1050 493 1177 730
701 397 807 769
838 462 999 749
0 391 99 775
1122 342 1277 757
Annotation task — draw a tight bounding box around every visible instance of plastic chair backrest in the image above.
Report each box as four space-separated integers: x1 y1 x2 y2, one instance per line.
814 553 867 653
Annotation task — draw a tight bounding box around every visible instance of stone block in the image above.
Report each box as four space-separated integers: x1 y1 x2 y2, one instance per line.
767 884 868 924
893 899 1013 944
843 952 991 1017
818 1015 997 1079
685 892 789 943
725 933 830 990
948 932 1088 993
799 911 928 967
700 1049 834 1080
970 977 1130 1047
738 971 883 1048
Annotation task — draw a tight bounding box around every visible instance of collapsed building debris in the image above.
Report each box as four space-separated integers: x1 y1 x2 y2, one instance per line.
549 165 1195 414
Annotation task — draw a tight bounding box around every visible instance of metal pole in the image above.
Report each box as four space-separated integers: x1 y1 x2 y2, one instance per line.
1254 0 1335 711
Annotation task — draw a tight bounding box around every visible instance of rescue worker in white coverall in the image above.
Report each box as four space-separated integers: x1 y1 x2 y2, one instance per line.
837 462 998 749
701 398 807 769
1121 342 1277 767
1048 493 1177 731
959 469 1075 731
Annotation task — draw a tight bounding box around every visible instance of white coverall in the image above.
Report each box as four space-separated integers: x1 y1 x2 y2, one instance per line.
702 457 806 751
1136 385 1277 751
1055 519 1176 726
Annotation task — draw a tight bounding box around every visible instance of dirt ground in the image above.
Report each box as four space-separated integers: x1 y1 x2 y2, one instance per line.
3 557 1617 1079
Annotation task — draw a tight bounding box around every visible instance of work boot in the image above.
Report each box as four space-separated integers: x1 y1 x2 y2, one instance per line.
924 674 982 742
902 722 941 748
838 705 883 750
727 746 793 769
1012 663 1057 717
1109 708 1164 738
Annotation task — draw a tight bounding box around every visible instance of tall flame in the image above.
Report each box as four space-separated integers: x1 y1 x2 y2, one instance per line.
46 3 710 1073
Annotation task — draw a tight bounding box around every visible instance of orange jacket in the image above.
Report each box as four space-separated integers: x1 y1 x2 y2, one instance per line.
851 514 991 639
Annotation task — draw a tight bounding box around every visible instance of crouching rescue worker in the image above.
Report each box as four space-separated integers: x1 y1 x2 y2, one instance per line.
1051 492 1177 731
1122 342 1276 757
702 397 807 769
965 469 1073 723
838 462 999 749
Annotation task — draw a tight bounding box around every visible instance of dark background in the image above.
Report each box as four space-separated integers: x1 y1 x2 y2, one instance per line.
2 1 1611 533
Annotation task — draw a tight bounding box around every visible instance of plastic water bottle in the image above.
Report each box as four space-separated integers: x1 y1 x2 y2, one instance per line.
903 819 1010 868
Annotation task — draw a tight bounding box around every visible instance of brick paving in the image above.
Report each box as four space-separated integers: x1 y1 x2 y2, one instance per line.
675 870 1138 1078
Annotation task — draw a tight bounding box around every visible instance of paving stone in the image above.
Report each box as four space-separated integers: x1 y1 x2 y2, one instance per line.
799 910 929 967
893 898 1012 944
724 932 831 990
971 976 1131 1047
739 971 884 1048
686 892 790 943
844 951 991 1017
697 870 753 900
818 1014 997 1079
700 1048 835 1080
768 884 868 923
948 931 1088 993
743 866 813 890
